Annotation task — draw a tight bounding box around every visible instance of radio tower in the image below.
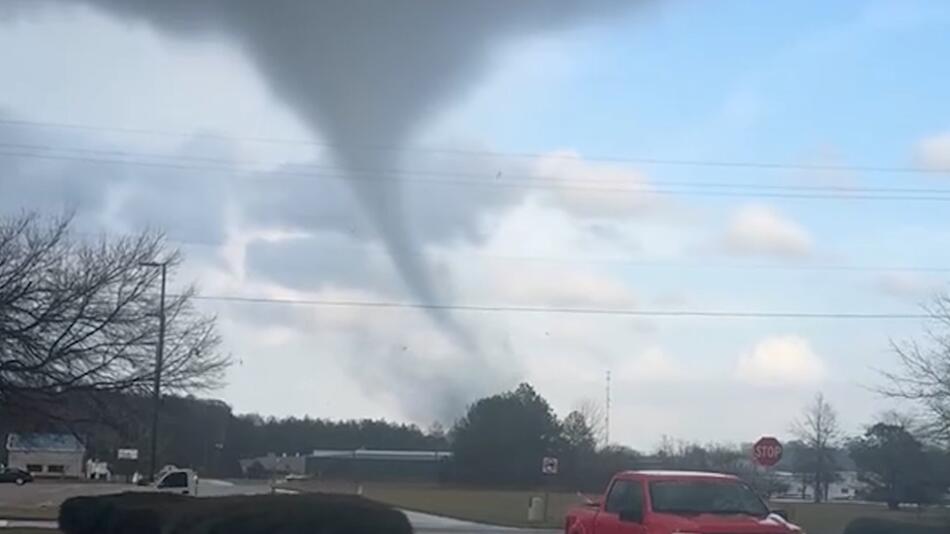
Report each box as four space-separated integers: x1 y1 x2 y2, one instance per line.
604 370 611 448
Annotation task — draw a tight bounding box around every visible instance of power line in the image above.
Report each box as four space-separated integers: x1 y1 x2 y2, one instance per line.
3 117 949 176
6 140 950 196
5 148 950 202
187 294 931 320
68 230 950 274
73 230 947 273
165 236 950 273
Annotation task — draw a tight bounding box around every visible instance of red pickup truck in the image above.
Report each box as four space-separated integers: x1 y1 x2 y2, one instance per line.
565 470 803 534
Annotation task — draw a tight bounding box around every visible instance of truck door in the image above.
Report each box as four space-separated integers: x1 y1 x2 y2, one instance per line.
595 478 646 534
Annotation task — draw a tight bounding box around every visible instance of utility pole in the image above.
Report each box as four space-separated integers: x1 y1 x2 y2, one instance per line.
141 261 167 481
605 370 611 448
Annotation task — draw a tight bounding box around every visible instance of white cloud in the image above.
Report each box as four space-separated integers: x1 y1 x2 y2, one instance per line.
875 272 944 300
735 335 827 386
916 132 950 171
533 150 659 219
616 347 685 383
490 265 636 308
722 204 813 259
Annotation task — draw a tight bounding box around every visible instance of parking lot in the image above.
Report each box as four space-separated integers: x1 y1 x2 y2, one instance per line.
0 481 140 509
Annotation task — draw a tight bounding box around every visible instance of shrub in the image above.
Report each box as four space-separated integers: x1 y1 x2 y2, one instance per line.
171 493 411 534
59 491 411 534
59 492 188 534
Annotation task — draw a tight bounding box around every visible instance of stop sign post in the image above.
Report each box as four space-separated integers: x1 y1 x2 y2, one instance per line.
752 436 783 467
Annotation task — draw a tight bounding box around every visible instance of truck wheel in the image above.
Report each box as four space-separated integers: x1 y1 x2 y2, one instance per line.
15 478 25 485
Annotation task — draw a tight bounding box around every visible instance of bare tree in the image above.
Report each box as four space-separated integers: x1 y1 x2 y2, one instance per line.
0 212 230 422
574 398 607 448
791 393 841 502
879 294 950 443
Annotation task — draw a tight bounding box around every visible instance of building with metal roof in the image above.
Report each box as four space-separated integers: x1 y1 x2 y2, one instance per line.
241 449 453 482
5 433 85 478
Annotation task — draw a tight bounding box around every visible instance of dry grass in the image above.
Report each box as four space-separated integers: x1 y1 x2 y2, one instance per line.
0 507 58 520
285 480 950 533
285 480 582 528
778 501 950 534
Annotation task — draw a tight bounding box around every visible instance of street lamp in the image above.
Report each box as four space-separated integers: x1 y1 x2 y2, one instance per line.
140 261 167 482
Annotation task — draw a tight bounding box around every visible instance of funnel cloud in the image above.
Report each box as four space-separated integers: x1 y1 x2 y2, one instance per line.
9 0 635 416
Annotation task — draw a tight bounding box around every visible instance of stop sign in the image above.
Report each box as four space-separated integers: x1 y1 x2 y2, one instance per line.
752 436 783 467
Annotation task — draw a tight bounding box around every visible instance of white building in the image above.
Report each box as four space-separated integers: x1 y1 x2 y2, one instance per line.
5 433 85 478
774 470 865 501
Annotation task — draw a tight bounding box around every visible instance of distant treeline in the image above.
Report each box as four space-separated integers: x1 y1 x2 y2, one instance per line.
0 392 445 478
5 383 949 507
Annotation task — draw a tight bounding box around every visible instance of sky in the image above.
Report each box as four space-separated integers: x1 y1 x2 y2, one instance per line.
1 0 950 450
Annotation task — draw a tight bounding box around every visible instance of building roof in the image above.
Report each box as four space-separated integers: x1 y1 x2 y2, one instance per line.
5 433 85 453
309 449 452 462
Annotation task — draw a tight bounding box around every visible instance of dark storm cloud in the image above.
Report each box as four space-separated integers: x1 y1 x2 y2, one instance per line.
237 164 364 240
245 234 398 296
39 0 635 342
353 343 521 425
0 113 113 218
111 136 236 245
3 0 640 420
0 119 230 245
241 147 532 246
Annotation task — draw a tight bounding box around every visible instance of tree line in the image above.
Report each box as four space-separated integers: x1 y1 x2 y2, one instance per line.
450 384 950 505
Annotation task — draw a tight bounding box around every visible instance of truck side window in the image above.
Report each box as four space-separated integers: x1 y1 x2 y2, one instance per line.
605 479 642 514
160 471 188 488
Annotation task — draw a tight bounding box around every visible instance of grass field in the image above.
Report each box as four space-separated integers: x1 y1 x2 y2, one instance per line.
0 507 58 520
778 500 949 534
285 480 950 533
285 479 580 528
3 480 948 533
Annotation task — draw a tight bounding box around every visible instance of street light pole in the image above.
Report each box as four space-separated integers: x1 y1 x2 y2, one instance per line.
142 261 167 481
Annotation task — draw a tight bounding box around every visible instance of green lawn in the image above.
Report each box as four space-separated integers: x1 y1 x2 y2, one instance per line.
285 480 950 533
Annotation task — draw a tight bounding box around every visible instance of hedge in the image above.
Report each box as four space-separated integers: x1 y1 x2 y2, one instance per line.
59 492 411 534
59 492 189 534
843 517 950 534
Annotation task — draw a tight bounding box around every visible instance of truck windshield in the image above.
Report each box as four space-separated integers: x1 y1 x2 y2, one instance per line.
649 480 769 517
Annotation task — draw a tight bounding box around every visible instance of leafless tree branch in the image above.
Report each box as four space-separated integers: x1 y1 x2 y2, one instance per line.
877 293 950 443
0 212 231 419
790 392 841 503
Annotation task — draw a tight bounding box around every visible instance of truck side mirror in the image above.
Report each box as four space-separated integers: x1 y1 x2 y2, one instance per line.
619 507 643 523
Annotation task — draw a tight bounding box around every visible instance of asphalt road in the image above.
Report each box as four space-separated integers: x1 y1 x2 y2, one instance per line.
0 480 554 533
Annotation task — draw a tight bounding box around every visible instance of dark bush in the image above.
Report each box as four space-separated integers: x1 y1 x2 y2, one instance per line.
59 492 189 534
843 517 949 534
59 492 411 534
100 505 165 534
172 493 411 534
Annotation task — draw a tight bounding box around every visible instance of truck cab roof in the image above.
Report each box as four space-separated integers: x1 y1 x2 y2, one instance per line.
615 470 740 481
